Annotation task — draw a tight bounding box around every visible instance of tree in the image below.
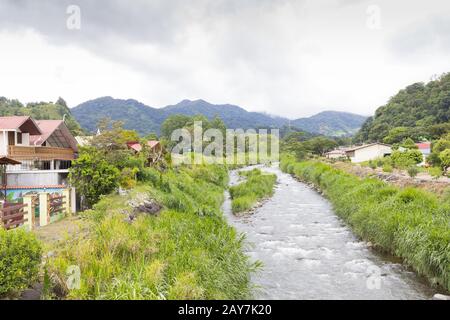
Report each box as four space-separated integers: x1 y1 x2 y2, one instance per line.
354 73 450 142
383 127 411 144
90 119 139 169
161 114 193 139
144 132 159 141
390 149 423 168
439 149 450 173
303 137 338 155
428 133 450 167
401 138 418 149
69 147 120 207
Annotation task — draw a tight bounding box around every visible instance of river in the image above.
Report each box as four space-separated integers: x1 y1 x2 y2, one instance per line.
222 164 436 300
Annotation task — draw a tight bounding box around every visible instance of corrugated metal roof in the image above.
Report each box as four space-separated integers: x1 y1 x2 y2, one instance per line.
0 116 42 135
416 142 431 149
126 140 161 152
345 143 392 152
29 120 63 145
0 116 30 130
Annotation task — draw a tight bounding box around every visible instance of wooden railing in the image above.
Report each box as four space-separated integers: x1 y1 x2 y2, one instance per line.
8 145 75 160
49 194 66 217
0 203 28 230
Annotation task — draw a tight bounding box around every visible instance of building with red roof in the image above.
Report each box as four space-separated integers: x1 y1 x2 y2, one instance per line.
0 116 78 206
416 142 431 156
126 140 163 163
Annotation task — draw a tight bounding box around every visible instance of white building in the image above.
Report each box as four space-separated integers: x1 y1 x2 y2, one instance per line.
325 149 348 160
345 143 392 163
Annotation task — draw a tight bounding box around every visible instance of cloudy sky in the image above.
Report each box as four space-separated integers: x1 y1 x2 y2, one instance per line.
0 0 449 118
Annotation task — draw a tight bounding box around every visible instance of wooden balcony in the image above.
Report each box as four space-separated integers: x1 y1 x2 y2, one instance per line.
8 145 75 161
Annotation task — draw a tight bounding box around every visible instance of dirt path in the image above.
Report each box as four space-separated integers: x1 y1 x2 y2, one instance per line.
34 215 88 248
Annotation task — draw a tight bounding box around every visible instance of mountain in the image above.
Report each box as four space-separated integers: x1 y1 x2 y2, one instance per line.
355 73 450 143
291 111 368 137
71 97 367 136
72 97 164 135
162 99 288 129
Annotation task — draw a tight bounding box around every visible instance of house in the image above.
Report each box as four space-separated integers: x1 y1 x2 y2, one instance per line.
75 135 93 147
416 142 431 158
0 116 77 208
126 140 163 163
345 143 392 163
325 148 348 160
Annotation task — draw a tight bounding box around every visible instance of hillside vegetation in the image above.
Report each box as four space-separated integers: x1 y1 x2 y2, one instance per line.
355 73 450 143
292 111 367 137
47 165 257 299
281 155 450 292
0 97 85 136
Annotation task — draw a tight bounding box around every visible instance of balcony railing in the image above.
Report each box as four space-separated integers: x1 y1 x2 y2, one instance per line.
8 145 75 161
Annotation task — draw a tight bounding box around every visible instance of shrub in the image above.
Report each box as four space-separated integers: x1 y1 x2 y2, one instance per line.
428 167 443 179
439 149 450 172
407 166 419 178
382 164 393 173
0 229 42 296
391 150 423 169
376 159 384 168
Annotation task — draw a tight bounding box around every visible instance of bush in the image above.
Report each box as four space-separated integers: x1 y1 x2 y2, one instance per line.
407 166 419 178
376 159 384 168
391 150 423 169
428 167 443 179
280 156 450 292
382 164 393 173
0 229 42 296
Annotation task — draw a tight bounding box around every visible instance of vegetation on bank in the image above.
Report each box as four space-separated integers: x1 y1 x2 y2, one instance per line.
229 169 277 214
0 229 42 296
47 164 257 299
281 155 450 292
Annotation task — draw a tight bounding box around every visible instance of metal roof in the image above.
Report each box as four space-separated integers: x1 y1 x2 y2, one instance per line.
0 116 42 135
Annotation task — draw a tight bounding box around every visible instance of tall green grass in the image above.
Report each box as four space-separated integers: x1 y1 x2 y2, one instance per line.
229 169 277 214
281 154 450 292
47 165 258 299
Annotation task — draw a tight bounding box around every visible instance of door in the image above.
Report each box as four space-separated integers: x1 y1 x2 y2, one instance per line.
8 131 15 145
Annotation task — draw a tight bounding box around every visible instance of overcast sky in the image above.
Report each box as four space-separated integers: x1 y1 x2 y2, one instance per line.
0 0 449 119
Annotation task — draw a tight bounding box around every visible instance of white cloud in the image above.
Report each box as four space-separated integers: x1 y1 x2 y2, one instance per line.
0 0 450 118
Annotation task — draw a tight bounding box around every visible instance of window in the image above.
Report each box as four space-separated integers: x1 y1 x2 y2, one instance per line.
57 160 72 170
17 132 22 144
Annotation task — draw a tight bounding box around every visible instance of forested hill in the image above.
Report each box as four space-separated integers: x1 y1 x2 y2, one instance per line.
355 73 450 143
72 97 367 136
0 97 85 136
291 111 367 137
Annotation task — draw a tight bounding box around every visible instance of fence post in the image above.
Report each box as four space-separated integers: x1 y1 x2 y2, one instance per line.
39 192 49 227
23 195 34 231
62 188 71 216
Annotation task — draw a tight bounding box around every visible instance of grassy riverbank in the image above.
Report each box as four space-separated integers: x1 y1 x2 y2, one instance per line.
229 169 277 214
281 155 450 292
46 165 257 299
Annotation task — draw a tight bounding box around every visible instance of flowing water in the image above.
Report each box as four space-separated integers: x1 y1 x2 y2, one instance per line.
223 164 437 300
